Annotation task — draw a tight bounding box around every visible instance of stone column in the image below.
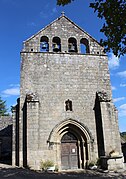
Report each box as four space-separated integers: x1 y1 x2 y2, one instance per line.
97 91 113 155
12 107 16 166
49 37 53 52
112 106 122 154
0 140 2 160
77 39 80 53
26 93 39 168
77 140 81 168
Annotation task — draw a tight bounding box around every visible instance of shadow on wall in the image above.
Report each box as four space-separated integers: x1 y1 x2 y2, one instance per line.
0 125 12 165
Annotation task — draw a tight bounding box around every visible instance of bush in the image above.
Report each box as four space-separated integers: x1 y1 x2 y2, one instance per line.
96 158 101 167
88 161 96 167
40 160 54 171
55 165 59 172
88 158 101 169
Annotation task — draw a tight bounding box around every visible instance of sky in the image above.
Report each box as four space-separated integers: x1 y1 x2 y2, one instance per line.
0 0 126 132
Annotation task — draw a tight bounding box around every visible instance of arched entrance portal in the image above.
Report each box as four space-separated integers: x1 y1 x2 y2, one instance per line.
48 119 93 170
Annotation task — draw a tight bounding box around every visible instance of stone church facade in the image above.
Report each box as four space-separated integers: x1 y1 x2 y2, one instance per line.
12 13 124 171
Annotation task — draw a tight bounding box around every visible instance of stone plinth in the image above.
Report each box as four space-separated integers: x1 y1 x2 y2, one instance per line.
100 155 124 171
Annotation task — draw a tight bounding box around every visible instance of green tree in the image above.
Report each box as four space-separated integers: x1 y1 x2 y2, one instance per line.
57 0 126 57
121 132 126 140
0 96 8 117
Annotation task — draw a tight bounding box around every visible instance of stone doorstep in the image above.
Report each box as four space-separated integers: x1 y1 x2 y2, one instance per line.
0 164 14 168
59 169 85 173
47 166 55 172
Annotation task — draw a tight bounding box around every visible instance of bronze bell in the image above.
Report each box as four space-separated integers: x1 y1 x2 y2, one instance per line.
41 42 47 49
53 43 59 50
53 43 61 52
69 43 76 52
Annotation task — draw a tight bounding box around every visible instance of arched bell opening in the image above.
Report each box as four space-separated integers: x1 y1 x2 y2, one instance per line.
40 36 49 52
52 37 61 52
80 38 90 54
68 37 78 52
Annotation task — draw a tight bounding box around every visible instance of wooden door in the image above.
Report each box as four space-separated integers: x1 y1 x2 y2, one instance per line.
61 132 78 170
61 142 78 170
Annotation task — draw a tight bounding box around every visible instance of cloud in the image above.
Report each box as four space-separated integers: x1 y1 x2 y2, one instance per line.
120 83 126 87
117 71 126 78
113 97 125 103
111 86 116 90
40 11 48 19
118 104 126 117
108 53 120 69
27 22 36 27
40 5 57 19
119 104 126 110
52 7 57 14
2 87 20 97
9 84 20 87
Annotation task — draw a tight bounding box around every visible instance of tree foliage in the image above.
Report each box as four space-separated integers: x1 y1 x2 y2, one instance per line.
57 0 74 6
120 132 126 141
57 0 126 57
0 96 8 117
121 132 126 141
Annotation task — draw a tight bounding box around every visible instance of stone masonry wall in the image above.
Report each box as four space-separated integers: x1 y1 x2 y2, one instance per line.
17 14 122 170
20 52 112 168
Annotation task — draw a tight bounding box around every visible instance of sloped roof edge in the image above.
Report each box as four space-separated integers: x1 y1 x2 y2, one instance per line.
24 13 101 46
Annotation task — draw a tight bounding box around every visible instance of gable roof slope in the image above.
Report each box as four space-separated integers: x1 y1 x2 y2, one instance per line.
24 13 101 46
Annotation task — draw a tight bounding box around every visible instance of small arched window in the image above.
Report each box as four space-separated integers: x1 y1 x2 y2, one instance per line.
52 37 61 52
40 36 49 52
80 38 90 54
68 37 77 52
65 99 72 111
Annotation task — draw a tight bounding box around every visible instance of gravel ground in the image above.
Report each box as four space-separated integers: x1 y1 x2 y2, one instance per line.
0 164 126 179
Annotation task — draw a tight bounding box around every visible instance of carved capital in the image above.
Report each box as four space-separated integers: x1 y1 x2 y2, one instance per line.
97 91 111 102
26 92 39 102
